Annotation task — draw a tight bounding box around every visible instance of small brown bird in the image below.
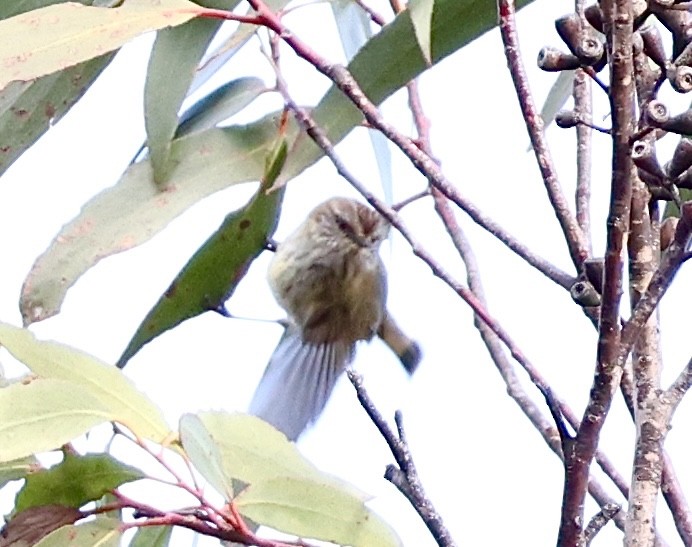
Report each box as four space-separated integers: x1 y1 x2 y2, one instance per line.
249 197 421 440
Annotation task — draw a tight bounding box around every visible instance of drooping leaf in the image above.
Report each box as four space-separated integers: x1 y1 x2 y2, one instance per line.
0 505 82 546
14 453 144 513
116 136 286 366
0 323 171 443
0 53 115 177
330 0 394 204
0 455 41 489
33 517 121 547
0 0 206 91
21 113 294 325
235 476 401 547
0 378 110 462
144 0 244 183
408 0 435 65
176 77 268 138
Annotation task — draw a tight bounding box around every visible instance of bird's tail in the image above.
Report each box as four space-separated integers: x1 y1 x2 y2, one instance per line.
248 327 354 441
377 313 421 374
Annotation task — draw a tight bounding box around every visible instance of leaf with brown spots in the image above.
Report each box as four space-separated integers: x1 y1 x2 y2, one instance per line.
116 140 286 367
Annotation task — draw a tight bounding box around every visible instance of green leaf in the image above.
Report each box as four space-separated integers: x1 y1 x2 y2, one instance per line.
144 0 244 183
235 476 401 547
0 53 115 177
116 153 284 366
14 453 144 513
21 113 293 325
664 189 692 219
409 0 434 65
0 455 40 489
0 0 205 91
179 414 235 500
33 517 122 547
176 77 268 138
130 525 173 547
280 0 534 183
0 323 171 443
181 412 326 487
0 378 110 462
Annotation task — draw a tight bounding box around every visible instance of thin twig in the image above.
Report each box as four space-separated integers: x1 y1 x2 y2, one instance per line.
346 370 456 547
574 68 593 249
497 0 590 268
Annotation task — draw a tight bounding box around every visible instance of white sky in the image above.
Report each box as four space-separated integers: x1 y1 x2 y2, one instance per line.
1 0 691 545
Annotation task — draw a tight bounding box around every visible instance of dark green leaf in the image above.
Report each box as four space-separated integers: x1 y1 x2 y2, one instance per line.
116 155 285 365
14 453 144 513
0 505 82 546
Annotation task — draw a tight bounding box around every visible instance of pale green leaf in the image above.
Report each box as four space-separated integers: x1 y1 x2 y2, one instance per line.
0 53 115 176
130 525 173 547
408 0 434 65
179 414 235 500
34 517 122 547
0 378 110 462
0 455 40 488
236 476 401 547
0 323 171 443
15 453 144 512
0 0 205 91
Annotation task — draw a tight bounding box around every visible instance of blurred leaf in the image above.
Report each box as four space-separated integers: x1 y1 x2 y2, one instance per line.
0 53 115 177
0 378 110 462
188 0 290 94
0 505 82 546
144 0 244 183
280 0 533 183
0 456 41 489
21 113 293 325
181 413 325 488
664 189 692 219
130 525 172 547
179 414 235 500
0 0 205 91
0 323 171 443
235 476 401 547
331 0 372 60
176 77 268 138
14 453 144 513
330 0 394 204
409 0 434 65
116 139 285 366
33 517 121 546
540 70 575 128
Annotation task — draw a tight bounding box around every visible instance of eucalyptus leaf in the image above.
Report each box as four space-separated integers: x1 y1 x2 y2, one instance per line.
0 323 171 443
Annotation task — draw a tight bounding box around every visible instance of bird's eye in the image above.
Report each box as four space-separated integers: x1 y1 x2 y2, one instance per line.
335 215 354 234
